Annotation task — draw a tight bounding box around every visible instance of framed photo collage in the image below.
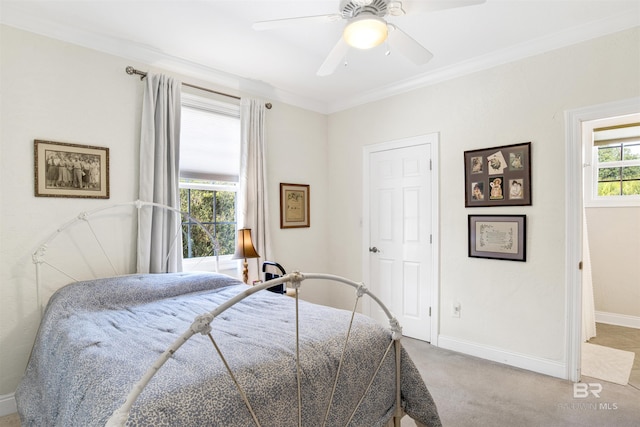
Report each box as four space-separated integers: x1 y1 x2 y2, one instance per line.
464 142 531 207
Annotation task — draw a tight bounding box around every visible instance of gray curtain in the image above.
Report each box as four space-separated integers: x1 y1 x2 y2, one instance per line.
238 98 271 283
137 73 183 273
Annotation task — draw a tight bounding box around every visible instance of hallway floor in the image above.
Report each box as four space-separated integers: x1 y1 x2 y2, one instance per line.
587 322 640 389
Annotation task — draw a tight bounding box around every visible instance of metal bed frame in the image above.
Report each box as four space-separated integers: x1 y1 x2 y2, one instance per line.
31 200 407 427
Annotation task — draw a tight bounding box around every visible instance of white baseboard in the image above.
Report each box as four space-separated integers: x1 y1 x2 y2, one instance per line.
438 335 567 379
0 393 16 417
595 311 640 329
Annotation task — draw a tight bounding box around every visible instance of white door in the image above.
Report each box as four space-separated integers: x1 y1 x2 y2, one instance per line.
365 138 434 341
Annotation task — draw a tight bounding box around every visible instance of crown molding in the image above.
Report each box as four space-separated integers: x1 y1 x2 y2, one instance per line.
327 12 640 113
2 5 638 116
0 7 328 114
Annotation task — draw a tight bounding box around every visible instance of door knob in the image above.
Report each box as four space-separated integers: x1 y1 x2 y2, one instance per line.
369 246 380 253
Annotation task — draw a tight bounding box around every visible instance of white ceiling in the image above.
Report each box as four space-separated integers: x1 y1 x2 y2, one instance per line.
2 0 639 113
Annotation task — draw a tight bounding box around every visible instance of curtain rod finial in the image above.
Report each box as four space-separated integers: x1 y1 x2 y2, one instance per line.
126 66 146 80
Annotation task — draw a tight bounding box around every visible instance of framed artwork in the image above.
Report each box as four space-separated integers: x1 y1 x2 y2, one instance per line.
468 214 526 261
280 183 310 228
464 142 531 207
34 140 110 199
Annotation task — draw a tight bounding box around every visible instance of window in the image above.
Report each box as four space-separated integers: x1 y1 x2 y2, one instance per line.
180 93 240 264
596 146 640 196
584 114 640 207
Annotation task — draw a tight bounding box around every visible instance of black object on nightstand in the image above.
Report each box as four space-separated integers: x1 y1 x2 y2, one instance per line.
262 261 286 294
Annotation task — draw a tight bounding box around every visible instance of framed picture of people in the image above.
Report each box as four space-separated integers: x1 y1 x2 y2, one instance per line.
464 142 531 207
34 140 110 199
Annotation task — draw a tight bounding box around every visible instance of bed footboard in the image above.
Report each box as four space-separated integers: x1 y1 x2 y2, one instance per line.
107 272 406 427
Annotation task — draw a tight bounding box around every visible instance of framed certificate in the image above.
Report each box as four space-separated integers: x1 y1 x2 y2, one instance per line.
468 215 526 261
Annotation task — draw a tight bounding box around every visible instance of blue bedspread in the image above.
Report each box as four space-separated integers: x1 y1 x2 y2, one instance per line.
16 272 441 426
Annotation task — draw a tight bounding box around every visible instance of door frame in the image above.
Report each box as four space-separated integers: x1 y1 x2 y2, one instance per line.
564 97 640 382
362 133 440 345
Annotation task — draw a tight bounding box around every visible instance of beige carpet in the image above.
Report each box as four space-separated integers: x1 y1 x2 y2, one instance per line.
0 412 19 427
582 342 635 385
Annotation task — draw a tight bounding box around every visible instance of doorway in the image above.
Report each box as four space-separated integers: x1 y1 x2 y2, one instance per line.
565 98 640 382
581 114 640 386
362 134 439 344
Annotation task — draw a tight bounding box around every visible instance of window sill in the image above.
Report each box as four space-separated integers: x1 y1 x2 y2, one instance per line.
183 256 241 279
584 198 640 208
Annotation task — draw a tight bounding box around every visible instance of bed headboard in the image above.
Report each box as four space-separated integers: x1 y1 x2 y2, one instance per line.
31 200 216 312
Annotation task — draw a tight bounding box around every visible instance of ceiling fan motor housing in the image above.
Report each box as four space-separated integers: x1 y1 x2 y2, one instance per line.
341 0 389 19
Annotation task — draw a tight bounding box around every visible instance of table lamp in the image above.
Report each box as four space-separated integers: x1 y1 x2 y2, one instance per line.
232 228 260 284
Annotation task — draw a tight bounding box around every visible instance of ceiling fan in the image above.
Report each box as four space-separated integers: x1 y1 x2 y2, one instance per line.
253 0 486 76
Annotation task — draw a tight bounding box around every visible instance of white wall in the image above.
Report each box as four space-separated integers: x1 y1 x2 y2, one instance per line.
0 25 329 396
327 27 640 373
586 207 640 321
262 102 332 305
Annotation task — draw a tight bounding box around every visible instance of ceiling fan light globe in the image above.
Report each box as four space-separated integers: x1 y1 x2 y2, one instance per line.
343 16 388 49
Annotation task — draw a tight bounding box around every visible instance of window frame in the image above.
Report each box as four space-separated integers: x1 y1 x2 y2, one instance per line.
180 183 238 272
179 92 241 271
583 114 640 208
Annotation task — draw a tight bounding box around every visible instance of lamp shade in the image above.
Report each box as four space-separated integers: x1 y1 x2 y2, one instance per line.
343 15 388 49
232 228 260 260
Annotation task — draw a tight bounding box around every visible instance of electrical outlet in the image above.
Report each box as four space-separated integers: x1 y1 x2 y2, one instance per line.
452 302 461 318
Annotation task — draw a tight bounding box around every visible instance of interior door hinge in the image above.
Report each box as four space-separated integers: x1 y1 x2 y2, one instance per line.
429 159 432 171
430 234 432 244
429 307 432 317
579 261 583 270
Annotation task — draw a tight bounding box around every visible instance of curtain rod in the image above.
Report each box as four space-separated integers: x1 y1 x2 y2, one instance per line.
125 66 272 109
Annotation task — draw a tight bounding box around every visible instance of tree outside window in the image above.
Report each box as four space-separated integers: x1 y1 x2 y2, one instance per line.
180 184 236 258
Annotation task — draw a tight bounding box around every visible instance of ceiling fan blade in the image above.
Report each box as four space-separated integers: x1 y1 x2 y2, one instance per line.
404 0 486 15
253 13 342 31
386 25 433 65
317 38 350 76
